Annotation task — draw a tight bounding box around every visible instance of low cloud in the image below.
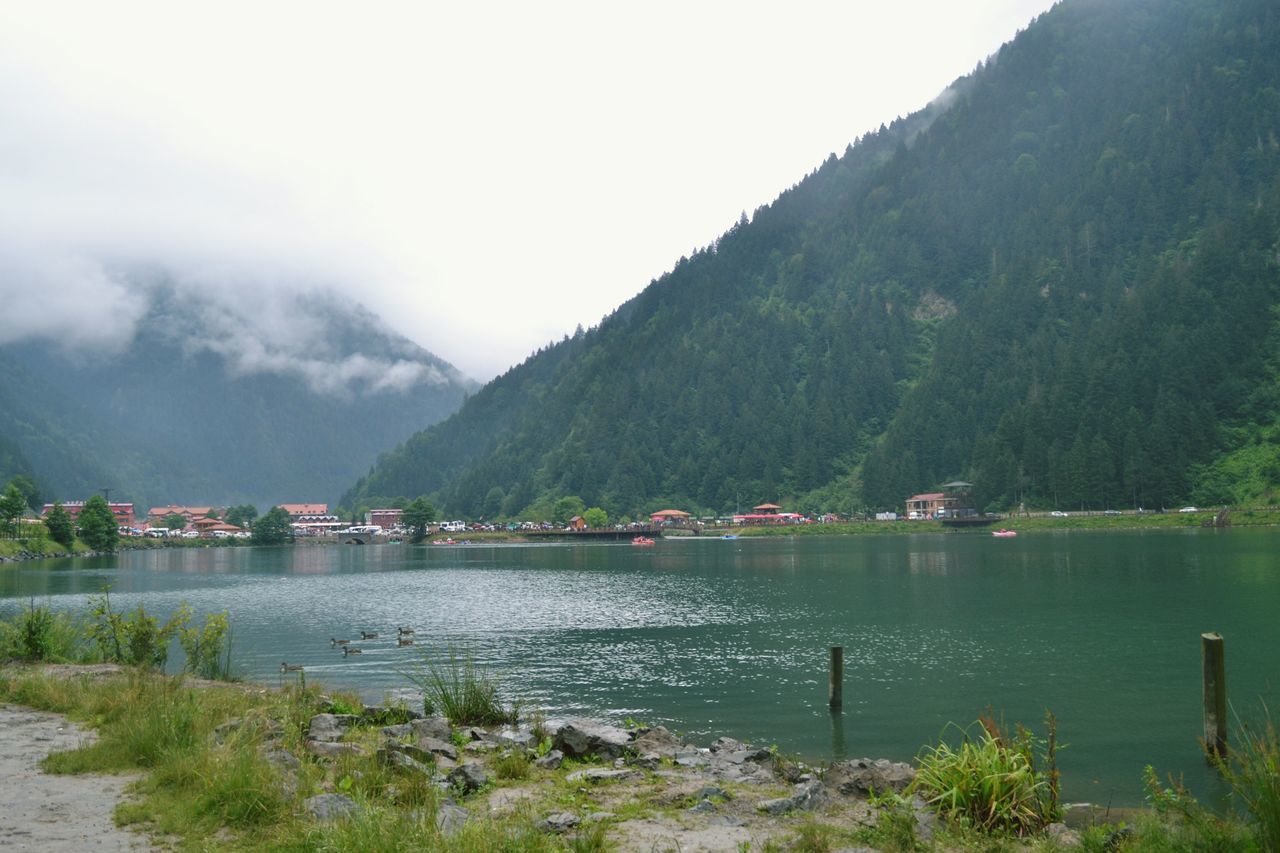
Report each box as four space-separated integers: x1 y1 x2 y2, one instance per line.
0 64 445 395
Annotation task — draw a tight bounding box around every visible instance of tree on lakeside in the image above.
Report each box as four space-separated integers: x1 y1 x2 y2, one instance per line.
251 507 294 545
44 501 75 548
79 495 119 552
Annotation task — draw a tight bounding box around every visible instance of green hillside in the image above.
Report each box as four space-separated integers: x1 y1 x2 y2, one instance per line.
344 0 1280 518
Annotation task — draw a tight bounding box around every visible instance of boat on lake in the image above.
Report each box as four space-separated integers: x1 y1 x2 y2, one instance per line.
721 534 739 540
632 536 656 546
992 529 1017 538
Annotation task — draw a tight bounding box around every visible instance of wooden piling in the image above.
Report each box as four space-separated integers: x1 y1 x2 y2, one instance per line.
1202 632 1227 760
829 646 843 710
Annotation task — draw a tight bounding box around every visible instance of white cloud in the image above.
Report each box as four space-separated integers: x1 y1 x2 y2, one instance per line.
0 0 1057 381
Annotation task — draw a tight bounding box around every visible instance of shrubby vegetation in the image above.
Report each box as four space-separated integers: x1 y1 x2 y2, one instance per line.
344 0 1280 520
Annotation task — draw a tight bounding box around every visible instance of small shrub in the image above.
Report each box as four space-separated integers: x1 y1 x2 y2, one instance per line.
87 591 184 669
174 604 233 680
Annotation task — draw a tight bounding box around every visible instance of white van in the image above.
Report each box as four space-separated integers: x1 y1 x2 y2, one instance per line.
441 520 467 533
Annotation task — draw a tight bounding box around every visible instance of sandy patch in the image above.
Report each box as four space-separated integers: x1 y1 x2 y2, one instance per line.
0 703 150 851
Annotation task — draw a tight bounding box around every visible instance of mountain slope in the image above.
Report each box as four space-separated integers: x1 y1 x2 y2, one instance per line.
344 0 1280 517
0 286 476 508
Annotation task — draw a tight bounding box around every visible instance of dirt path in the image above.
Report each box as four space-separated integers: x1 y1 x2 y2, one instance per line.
0 704 150 851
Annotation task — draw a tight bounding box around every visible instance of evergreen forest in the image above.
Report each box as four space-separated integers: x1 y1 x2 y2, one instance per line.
345 0 1280 518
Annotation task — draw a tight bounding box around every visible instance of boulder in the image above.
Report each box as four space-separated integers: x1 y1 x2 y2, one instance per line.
631 725 683 758
435 802 470 835
629 752 661 770
305 793 361 822
411 717 453 742
307 713 359 743
757 780 826 815
534 749 564 770
377 748 434 776
674 749 709 768
385 742 435 764
305 740 367 759
416 736 459 761
541 812 580 833
554 719 632 760
825 758 916 797
381 723 414 740
496 728 536 749
446 762 490 794
709 736 745 753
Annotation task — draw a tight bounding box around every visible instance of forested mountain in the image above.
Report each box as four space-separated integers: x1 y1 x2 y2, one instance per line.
0 286 475 509
344 0 1280 518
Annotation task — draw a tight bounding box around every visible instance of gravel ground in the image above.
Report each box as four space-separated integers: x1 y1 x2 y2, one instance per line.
0 704 150 851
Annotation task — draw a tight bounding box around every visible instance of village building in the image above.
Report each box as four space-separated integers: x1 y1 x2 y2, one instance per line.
732 502 806 525
905 492 955 519
147 505 214 523
42 501 136 528
649 509 691 526
567 515 587 531
366 507 399 527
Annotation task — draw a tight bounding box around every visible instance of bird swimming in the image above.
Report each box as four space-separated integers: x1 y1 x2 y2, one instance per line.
343 646 363 656
360 631 379 640
281 661 304 672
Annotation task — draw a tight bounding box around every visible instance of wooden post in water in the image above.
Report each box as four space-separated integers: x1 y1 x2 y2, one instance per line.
829 646 843 711
1201 632 1227 760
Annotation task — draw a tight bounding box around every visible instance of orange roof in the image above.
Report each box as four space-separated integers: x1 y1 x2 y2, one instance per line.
149 505 211 518
753 503 782 511
650 509 691 517
908 493 947 501
279 503 328 515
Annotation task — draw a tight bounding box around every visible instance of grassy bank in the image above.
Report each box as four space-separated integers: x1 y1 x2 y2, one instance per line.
1 654 1277 851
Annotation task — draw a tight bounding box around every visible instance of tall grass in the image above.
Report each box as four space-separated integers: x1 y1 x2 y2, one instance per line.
403 648 516 726
910 713 1061 836
1215 705 1280 851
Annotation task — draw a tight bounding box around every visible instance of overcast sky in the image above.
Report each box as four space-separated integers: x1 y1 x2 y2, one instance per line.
0 0 1057 381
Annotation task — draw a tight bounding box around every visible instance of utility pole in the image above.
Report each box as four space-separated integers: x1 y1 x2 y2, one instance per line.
100 487 112 503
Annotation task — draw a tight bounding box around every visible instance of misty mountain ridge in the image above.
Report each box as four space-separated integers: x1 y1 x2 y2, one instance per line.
343 0 1280 518
0 275 476 509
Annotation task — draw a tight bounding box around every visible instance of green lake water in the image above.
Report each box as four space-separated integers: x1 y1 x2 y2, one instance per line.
2 528 1277 806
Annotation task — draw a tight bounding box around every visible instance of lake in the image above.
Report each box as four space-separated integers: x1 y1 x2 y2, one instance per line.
2 528 1277 806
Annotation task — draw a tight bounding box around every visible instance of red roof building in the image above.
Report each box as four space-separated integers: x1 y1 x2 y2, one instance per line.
42 501 136 528
279 503 329 519
905 492 955 517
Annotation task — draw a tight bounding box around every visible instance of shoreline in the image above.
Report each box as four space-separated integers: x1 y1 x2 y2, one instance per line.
4 507 1277 566
0 663 1137 851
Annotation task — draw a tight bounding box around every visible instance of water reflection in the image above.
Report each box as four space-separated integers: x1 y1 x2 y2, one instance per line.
1 530 1276 807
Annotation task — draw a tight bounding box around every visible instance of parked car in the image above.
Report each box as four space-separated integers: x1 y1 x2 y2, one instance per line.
1050 510 1068 517
1179 506 1199 513
1104 509 1121 516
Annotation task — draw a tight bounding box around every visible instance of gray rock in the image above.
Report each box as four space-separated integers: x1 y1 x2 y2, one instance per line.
435 802 470 835
497 729 535 749
446 762 490 794
541 812 580 833
629 752 661 770
631 725 684 758
554 719 632 760
416 736 458 761
724 747 773 765
1046 822 1081 847
411 717 453 742
709 736 744 753
307 713 359 743
674 749 709 768
534 749 564 770
565 767 642 784
305 793 361 821
304 740 367 759
262 749 301 771
386 742 435 764
757 780 826 815
826 757 916 797
695 785 730 801
463 740 497 754
689 799 717 813
381 723 414 740
377 748 434 776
